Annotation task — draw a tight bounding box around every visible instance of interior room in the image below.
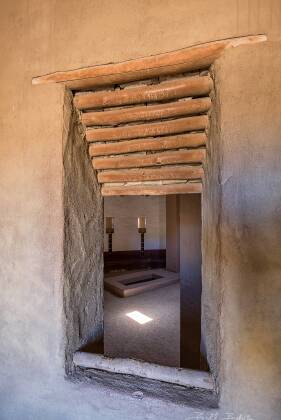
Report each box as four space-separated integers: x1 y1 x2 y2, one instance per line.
103 194 203 370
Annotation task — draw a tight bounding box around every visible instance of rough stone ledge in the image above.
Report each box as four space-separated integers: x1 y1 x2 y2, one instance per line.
73 352 218 408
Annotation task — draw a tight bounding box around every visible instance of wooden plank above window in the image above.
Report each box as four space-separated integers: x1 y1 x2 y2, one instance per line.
32 35 266 195
32 35 265 90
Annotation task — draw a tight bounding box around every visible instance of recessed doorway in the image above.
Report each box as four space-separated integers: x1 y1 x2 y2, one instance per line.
102 193 203 370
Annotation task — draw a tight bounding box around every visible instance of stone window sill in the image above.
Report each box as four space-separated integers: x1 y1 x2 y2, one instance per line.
73 351 217 408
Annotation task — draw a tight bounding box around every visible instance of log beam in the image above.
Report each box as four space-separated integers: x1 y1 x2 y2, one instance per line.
101 182 202 196
82 97 211 126
74 76 212 110
32 35 266 90
86 115 208 142
89 132 206 157
92 149 205 170
97 165 204 183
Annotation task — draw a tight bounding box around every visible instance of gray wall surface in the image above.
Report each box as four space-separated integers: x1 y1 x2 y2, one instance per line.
0 1 281 419
63 91 104 371
203 42 281 419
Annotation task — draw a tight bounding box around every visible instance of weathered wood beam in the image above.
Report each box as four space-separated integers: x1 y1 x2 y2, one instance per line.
92 149 205 170
74 76 212 110
101 182 202 196
98 165 203 183
86 115 208 142
82 97 211 126
89 132 206 157
32 35 266 90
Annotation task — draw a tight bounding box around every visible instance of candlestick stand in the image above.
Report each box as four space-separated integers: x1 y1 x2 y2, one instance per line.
138 227 146 256
107 231 113 254
138 216 147 256
106 217 114 254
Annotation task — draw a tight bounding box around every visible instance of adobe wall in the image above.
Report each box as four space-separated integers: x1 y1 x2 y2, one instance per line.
0 1 280 418
63 90 103 371
211 42 281 419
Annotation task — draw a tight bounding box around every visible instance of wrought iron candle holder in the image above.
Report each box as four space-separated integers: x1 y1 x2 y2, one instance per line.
106 217 114 254
138 216 146 256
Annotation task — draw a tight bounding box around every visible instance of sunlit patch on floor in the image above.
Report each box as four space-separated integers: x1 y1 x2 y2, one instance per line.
126 311 153 325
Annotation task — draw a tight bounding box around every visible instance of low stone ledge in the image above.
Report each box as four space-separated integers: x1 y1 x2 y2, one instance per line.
73 352 218 408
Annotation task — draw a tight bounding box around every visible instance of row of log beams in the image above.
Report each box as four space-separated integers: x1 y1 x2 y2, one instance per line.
74 76 212 110
89 132 207 157
101 182 202 196
92 149 205 170
86 115 208 142
75 67 209 194
81 71 209 193
32 35 267 196
82 97 211 127
32 35 266 90
97 165 203 183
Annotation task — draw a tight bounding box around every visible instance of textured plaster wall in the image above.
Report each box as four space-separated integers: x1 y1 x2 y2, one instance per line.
0 0 281 418
203 42 281 419
104 196 166 251
202 64 223 390
63 91 103 371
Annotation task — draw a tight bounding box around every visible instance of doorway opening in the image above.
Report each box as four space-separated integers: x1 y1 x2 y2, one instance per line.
102 192 204 370
103 195 180 368
60 71 211 404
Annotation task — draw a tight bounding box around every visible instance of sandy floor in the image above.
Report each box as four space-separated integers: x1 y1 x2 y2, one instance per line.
104 274 180 367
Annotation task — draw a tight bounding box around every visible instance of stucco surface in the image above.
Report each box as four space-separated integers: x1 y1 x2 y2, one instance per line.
205 42 281 419
63 91 103 371
202 64 223 391
0 1 281 419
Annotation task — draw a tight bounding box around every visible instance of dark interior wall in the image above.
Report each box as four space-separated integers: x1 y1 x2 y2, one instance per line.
166 195 180 273
63 91 104 372
180 194 202 369
204 42 281 419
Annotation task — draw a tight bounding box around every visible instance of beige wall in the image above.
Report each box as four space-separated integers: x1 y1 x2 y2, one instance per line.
104 196 166 251
218 42 281 419
203 41 281 419
0 1 281 418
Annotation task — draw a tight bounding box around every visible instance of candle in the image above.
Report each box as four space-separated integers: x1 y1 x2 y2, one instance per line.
138 216 146 229
106 217 114 233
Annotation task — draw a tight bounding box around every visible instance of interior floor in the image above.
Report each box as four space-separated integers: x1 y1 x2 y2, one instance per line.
104 272 180 367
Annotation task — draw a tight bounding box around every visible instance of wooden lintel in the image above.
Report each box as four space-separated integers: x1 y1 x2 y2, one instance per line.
97 165 204 183
86 115 208 142
89 132 207 157
82 97 211 127
74 76 212 110
92 149 205 170
32 35 266 90
101 182 202 196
